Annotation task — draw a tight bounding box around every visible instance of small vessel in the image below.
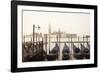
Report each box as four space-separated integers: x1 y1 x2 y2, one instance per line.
31 41 46 61
81 43 90 59
47 43 59 61
62 43 70 60
73 44 83 59
23 41 46 62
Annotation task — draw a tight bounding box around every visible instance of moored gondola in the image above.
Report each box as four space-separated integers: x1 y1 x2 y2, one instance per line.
62 43 70 60
31 41 46 61
73 44 83 59
47 43 59 61
22 41 46 62
81 44 90 59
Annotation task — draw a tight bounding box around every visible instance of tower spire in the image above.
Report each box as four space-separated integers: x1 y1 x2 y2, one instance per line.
49 23 51 34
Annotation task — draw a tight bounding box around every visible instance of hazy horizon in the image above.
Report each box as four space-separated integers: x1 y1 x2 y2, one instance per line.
23 10 90 37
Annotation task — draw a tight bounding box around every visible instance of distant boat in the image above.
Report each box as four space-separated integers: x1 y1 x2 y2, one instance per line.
62 43 70 60
73 44 83 59
47 43 59 61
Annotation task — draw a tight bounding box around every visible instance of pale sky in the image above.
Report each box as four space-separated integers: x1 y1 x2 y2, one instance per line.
23 10 90 36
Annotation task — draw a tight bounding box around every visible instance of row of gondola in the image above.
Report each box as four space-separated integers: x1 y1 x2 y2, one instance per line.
47 43 90 60
22 41 45 62
72 43 90 59
22 41 90 62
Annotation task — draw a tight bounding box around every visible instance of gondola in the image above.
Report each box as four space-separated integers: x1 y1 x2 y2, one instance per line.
47 43 59 61
23 41 46 62
81 44 90 59
73 44 83 59
86 43 90 59
62 43 70 60
31 41 46 61
22 42 32 62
